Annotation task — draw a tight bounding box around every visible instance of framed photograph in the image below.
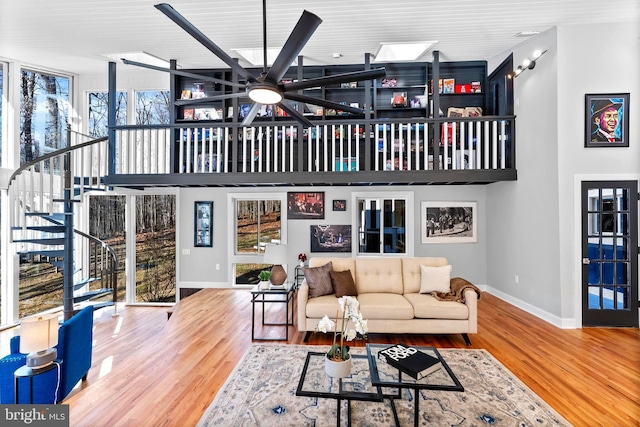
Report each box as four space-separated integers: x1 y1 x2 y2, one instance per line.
194 201 213 247
310 225 352 252
287 192 325 219
421 201 477 244
333 200 346 211
585 93 629 147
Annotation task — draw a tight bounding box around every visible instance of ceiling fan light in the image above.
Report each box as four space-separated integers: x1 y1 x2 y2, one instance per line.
248 87 282 104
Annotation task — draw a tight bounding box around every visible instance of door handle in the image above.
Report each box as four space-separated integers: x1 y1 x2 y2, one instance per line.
582 258 590 265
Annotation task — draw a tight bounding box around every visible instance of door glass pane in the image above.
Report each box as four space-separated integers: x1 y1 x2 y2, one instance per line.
383 199 406 254
617 188 628 210
602 262 614 285
588 261 600 285
602 237 614 259
616 238 629 260
587 213 599 235
588 286 601 309
616 213 628 236
135 195 176 303
616 287 628 309
616 262 628 285
358 199 380 254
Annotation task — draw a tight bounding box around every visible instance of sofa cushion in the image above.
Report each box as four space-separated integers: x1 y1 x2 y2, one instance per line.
355 258 403 294
419 264 452 293
401 257 449 294
357 293 414 320
404 293 469 320
304 262 334 298
330 269 357 297
309 257 356 274
305 294 342 318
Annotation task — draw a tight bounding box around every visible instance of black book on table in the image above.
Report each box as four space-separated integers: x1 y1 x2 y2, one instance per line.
378 343 442 379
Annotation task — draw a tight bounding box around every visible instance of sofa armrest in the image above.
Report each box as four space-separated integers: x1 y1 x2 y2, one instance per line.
464 288 478 333
297 282 309 329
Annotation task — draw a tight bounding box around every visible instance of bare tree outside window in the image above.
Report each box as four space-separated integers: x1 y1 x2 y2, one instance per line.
135 90 170 125
88 91 127 138
19 69 69 165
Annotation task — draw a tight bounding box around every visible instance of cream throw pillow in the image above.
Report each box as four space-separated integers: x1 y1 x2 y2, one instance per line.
419 264 452 293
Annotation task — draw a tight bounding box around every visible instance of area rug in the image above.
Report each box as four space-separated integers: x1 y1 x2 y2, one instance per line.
198 344 571 427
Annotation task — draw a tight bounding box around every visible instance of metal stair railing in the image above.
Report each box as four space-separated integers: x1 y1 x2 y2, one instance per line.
7 128 115 320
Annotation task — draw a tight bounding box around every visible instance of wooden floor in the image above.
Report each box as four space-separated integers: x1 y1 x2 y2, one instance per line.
2 289 638 426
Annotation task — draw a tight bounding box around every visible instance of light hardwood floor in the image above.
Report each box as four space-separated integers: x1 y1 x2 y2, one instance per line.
2 289 639 426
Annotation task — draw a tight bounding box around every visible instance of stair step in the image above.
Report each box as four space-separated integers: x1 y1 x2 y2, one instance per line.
11 225 66 233
73 277 100 291
74 301 114 311
73 288 112 303
12 237 66 245
24 213 70 225
18 249 65 258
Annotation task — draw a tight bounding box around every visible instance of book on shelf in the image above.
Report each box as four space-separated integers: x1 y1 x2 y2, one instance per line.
192 82 206 99
183 108 194 120
378 343 442 379
470 81 481 92
443 78 455 94
180 89 192 100
392 92 407 108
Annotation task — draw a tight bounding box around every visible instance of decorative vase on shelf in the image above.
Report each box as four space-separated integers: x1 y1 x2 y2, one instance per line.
299 261 305 268
258 281 269 290
324 355 352 378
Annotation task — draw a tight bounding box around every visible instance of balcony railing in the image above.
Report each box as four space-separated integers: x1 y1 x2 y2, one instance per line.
107 116 516 187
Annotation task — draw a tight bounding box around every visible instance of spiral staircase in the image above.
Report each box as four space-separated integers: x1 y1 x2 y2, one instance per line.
7 130 118 321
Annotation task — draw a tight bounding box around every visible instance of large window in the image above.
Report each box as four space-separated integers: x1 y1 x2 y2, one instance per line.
234 198 282 285
20 69 69 165
135 90 170 125
356 194 412 255
0 63 4 165
88 91 127 137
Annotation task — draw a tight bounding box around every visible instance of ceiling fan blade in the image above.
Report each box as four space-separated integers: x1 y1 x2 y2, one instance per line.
241 103 263 127
175 92 247 106
284 93 365 115
277 102 314 128
264 10 322 84
283 68 386 92
155 3 257 83
121 59 245 88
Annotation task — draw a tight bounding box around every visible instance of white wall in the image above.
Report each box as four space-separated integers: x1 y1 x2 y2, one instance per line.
556 22 640 325
177 185 488 289
486 21 639 327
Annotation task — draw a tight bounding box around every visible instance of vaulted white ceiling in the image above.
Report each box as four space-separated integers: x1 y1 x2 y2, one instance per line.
1 0 638 75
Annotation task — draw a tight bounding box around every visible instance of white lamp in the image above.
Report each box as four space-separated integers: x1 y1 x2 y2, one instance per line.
20 313 59 369
263 243 287 286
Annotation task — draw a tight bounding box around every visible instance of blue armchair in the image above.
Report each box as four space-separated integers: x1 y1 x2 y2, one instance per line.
0 305 94 404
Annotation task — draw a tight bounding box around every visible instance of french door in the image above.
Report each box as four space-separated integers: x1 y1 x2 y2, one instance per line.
581 181 638 327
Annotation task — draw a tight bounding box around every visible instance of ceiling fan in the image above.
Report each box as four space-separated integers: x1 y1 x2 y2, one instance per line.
122 2 386 128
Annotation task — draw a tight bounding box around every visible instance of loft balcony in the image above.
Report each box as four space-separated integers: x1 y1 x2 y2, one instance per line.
103 115 516 188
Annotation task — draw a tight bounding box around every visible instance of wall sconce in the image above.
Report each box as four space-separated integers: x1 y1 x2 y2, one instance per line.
510 49 547 78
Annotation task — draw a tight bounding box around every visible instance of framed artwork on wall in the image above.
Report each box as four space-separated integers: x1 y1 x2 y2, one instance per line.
332 199 346 211
194 201 213 247
310 225 352 252
420 201 476 244
287 192 325 219
585 93 629 148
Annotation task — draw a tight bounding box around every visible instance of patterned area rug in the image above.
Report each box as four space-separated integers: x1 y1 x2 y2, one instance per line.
198 344 571 427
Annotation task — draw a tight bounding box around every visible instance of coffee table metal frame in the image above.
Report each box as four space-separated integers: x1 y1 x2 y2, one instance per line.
366 343 464 427
250 282 295 341
296 351 386 427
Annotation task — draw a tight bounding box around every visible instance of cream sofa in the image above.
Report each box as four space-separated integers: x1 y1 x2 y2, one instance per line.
297 257 479 345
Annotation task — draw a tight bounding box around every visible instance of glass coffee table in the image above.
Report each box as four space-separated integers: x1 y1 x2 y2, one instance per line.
296 351 384 427
366 343 464 427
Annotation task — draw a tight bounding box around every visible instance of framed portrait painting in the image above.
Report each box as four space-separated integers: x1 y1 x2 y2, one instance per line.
421 201 477 244
585 93 629 148
194 201 213 247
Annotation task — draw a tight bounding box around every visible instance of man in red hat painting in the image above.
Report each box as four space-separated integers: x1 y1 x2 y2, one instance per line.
591 99 623 142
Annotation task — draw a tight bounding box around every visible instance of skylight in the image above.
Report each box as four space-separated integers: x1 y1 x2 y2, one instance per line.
102 51 169 67
231 48 298 67
372 41 438 62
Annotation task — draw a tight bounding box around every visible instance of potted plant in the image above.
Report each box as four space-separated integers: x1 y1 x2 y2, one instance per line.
316 296 367 378
298 253 307 267
258 270 272 289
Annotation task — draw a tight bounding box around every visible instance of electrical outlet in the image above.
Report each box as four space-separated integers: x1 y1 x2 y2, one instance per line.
216 264 220 270
182 249 190 255
514 275 519 284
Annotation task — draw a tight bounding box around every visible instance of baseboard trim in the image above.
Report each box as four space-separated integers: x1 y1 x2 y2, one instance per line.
484 286 577 329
